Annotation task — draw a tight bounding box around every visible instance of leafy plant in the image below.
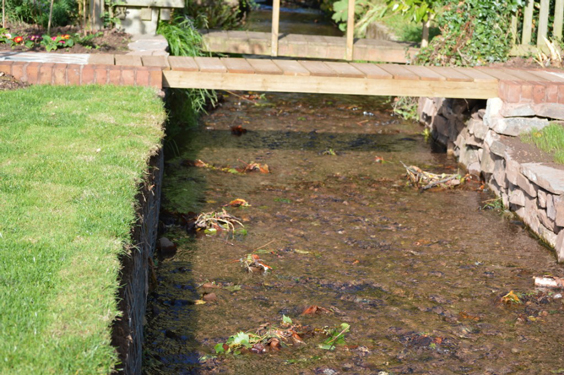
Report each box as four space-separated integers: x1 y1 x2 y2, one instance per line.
319 323 350 350
413 0 523 66
392 96 419 120
158 15 217 131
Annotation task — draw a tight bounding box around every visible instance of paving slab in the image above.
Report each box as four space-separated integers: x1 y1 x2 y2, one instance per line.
0 52 90 64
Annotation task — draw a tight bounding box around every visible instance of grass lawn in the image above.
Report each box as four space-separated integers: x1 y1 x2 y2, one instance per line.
523 124 564 164
0 85 165 374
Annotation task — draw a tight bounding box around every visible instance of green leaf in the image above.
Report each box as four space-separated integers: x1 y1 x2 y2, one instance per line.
214 343 225 354
318 343 335 350
282 315 293 324
231 332 251 348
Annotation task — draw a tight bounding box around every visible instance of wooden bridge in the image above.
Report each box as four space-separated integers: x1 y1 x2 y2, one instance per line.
3 52 564 104
201 0 417 63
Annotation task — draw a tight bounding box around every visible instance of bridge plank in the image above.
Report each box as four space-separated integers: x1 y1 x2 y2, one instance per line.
168 56 198 71
379 64 420 80
194 57 227 73
426 66 472 82
529 70 564 82
298 61 336 77
221 58 255 74
162 70 499 99
247 59 283 75
350 63 393 79
404 65 445 81
273 60 310 76
324 62 365 78
503 69 551 82
477 68 525 81
452 68 497 83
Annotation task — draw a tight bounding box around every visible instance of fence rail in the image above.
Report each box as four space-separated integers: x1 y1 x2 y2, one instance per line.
511 0 564 55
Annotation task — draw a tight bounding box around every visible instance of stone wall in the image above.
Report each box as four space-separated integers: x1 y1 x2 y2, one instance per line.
112 148 164 375
419 96 564 262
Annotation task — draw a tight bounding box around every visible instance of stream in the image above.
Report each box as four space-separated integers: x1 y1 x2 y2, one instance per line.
143 92 564 374
143 5 564 374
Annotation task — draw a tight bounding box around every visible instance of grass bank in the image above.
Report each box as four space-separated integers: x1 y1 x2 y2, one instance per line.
523 124 564 164
0 85 165 373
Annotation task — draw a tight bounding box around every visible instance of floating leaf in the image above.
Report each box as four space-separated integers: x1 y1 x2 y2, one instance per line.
223 285 242 292
227 199 250 207
231 125 247 136
302 305 331 315
501 290 522 304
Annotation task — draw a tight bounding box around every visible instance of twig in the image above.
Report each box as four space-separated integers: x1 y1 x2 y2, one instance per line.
254 239 276 252
225 90 259 105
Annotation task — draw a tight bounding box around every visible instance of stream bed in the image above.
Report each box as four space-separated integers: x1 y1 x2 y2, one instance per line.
143 93 564 374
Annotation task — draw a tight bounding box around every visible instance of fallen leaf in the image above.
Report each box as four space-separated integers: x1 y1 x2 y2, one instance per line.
501 290 522 304
231 125 247 136
302 305 331 315
226 199 250 207
374 156 384 163
194 300 207 305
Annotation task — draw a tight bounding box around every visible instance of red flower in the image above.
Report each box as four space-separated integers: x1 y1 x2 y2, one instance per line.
13 36 23 44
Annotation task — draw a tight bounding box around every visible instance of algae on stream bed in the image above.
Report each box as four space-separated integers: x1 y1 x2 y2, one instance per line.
144 92 564 374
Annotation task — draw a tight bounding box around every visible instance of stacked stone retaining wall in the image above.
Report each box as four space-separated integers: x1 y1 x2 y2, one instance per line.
419 96 564 262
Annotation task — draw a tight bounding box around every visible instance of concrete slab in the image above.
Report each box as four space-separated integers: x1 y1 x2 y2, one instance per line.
0 52 90 64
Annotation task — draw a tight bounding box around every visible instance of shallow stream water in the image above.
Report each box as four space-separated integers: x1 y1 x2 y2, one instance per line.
143 93 564 374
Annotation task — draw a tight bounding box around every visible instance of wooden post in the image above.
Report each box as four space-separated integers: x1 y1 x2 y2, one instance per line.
2 0 5 29
554 0 564 41
537 0 550 46
522 0 534 45
345 0 354 60
271 0 280 57
421 19 430 48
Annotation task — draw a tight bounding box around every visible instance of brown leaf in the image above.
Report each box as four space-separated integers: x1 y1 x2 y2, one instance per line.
231 125 247 136
302 305 330 315
268 338 281 350
226 199 250 207
203 292 217 302
194 159 207 168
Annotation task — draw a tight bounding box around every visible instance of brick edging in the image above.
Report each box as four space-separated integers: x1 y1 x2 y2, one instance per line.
0 61 162 88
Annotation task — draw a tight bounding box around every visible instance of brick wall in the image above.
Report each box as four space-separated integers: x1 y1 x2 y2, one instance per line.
0 61 162 88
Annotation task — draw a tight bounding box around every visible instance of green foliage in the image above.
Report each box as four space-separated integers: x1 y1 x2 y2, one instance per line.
319 323 350 350
522 124 564 164
158 15 217 133
386 0 442 23
184 0 251 30
414 0 523 66
392 96 419 120
5 0 77 27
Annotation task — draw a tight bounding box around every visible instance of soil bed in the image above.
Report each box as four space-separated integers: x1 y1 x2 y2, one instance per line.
0 24 131 54
144 92 564 374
